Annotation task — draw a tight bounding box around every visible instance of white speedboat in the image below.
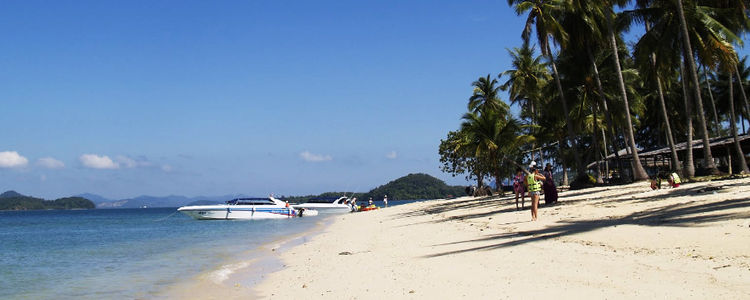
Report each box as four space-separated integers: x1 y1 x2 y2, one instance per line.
292 196 353 213
178 197 317 220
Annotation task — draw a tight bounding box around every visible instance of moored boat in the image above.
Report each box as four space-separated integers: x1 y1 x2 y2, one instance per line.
292 196 353 213
178 197 313 220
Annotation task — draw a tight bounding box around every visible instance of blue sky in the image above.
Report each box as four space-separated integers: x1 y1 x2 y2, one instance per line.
1 1 748 199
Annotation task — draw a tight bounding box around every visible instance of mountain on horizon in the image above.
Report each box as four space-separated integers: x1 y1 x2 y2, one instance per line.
92 194 246 208
0 190 25 198
76 193 113 204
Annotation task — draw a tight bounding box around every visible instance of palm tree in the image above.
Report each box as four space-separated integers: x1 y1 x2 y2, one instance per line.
469 75 504 114
733 55 750 124
675 0 724 175
500 41 550 123
635 17 683 175
631 0 745 176
727 70 750 173
601 1 650 181
460 106 520 194
507 0 584 174
453 75 522 194
680 58 696 177
565 0 631 180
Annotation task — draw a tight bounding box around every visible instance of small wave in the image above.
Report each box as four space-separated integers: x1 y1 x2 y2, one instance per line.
206 261 251 284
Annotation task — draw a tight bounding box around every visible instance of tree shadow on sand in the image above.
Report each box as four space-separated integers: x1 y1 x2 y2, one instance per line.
420 196 750 258
391 195 518 226
391 181 746 229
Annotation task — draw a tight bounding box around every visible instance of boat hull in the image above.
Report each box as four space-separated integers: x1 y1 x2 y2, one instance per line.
177 205 297 220
291 204 351 214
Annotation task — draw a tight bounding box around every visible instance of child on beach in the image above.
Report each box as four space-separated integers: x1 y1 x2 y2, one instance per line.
513 168 526 210
525 164 546 221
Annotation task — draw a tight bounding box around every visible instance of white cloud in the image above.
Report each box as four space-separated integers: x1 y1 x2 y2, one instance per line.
386 151 398 159
161 164 173 172
116 155 138 168
0 151 29 168
37 157 65 169
80 154 119 169
299 151 332 162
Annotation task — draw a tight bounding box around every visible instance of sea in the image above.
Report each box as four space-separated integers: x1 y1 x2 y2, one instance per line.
0 200 405 299
0 207 327 299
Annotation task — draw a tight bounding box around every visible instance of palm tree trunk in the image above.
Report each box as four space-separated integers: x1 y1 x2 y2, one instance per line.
735 64 750 125
602 127 610 181
475 171 483 195
728 72 749 173
680 59 696 178
675 0 720 175
557 139 569 186
703 65 730 171
656 74 683 174
703 65 722 135
606 9 649 181
587 45 626 181
646 20 682 176
547 43 583 175
593 104 604 183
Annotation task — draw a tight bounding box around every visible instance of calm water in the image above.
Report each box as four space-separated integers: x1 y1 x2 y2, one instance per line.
0 208 325 299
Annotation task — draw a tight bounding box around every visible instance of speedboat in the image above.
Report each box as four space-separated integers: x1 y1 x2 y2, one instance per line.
178 197 317 220
292 196 353 213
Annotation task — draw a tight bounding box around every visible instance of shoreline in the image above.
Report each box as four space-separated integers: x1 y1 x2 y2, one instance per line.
253 177 750 299
156 215 336 299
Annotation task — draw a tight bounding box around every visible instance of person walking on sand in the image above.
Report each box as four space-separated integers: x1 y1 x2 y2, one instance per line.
542 163 558 205
513 168 526 210
383 195 388 207
525 164 545 221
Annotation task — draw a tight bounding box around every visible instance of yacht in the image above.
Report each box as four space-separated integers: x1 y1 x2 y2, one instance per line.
178 197 317 220
292 196 353 213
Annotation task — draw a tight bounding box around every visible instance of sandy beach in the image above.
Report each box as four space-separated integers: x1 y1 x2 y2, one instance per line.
180 177 750 299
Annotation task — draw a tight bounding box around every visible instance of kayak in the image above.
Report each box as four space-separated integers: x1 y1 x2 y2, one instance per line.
358 205 379 212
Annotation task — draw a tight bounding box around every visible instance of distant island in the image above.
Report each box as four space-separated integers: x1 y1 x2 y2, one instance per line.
4 173 467 209
282 173 466 203
0 190 95 211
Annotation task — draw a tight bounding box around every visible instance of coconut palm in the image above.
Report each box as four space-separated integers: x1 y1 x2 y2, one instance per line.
460 105 521 194
507 0 584 174
630 0 747 176
469 75 505 114
675 0 722 175
630 16 684 174
597 0 651 181
500 41 550 123
726 71 750 173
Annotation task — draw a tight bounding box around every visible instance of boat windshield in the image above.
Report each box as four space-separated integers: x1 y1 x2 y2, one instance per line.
226 198 275 205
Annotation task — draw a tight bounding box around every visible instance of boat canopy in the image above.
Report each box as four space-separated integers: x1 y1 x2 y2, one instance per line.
226 198 276 205
306 197 347 204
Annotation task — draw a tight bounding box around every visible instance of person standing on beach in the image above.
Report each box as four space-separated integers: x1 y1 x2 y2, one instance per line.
542 163 558 205
383 194 388 207
513 168 526 210
525 164 545 221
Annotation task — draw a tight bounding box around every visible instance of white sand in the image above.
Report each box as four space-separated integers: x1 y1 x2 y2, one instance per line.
173 177 750 299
